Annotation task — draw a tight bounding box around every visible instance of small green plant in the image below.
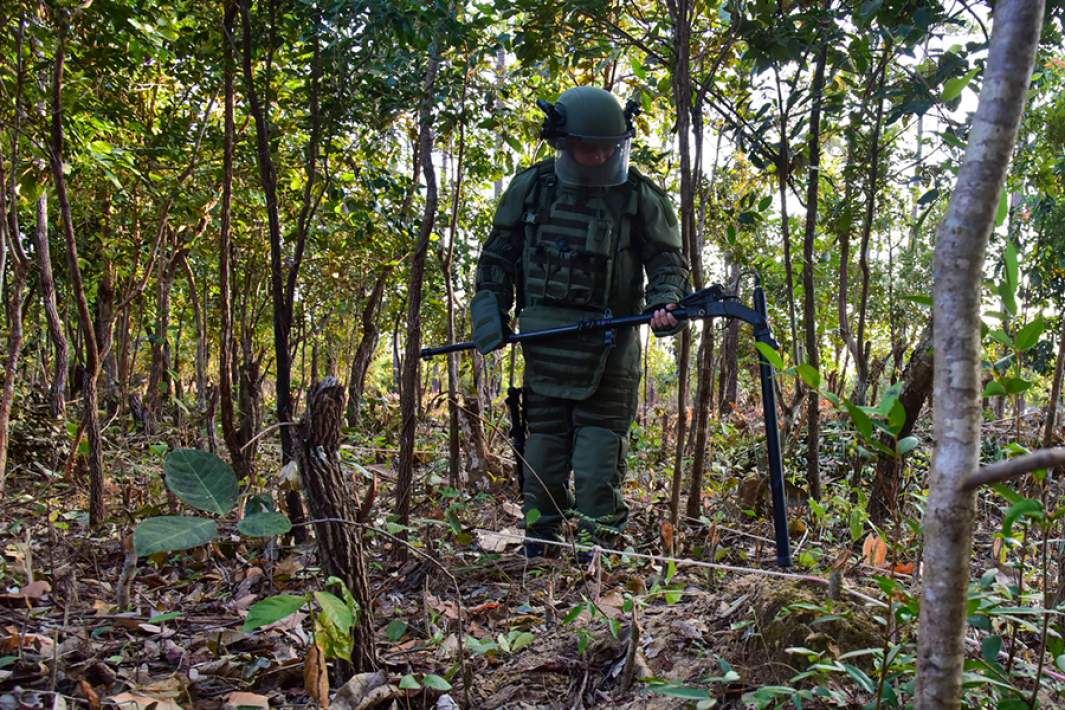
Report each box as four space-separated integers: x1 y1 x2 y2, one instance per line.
243 577 360 662
133 448 291 556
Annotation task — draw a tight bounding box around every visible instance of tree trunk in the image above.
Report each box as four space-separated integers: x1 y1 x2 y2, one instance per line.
1043 315 1065 452
296 377 377 673
774 68 800 365
869 323 932 523
0 178 30 495
851 47 889 405
148 248 176 417
801 41 828 502
396 50 440 532
217 0 252 479
685 322 714 520
34 192 68 419
50 21 106 525
346 270 388 428
180 252 209 425
916 2 1042 706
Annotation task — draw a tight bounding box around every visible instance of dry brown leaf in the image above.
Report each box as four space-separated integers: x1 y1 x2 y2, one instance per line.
830 548 851 571
475 527 521 552
861 533 888 568
304 641 329 709
224 691 270 709
660 520 674 553
79 679 101 710
0 579 52 607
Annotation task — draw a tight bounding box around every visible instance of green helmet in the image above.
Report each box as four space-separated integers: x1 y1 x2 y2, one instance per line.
538 87 638 187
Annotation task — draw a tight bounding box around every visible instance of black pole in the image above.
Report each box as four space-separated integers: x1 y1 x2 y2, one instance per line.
754 281 791 567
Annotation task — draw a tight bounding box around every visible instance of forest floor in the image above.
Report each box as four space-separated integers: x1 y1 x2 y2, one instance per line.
0 391 1061 709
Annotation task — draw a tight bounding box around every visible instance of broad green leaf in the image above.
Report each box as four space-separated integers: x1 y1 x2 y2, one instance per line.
754 341 785 370
986 329 1013 348
315 591 354 634
164 449 238 514
134 516 217 556
1014 318 1045 352
526 508 541 526
845 401 874 442
984 380 1007 397
758 195 773 211
842 663 876 693
1004 240 1019 289
796 364 820 389
995 191 1010 227
992 483 1023 505
243 594 308 632
981 635 1002 664
399 674 421 690
422 674 452 691
896 436 920 456
238 511 293 537
651 685 712 700
904 294 932 306
510 631 535 652
887 400 907 437
1004 377 1032 395
386 619 408 642
942 68 978 102
148 611 183 624
1002 498 1043 538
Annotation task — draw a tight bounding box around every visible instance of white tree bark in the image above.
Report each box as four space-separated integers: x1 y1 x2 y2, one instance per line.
916 1 1043 707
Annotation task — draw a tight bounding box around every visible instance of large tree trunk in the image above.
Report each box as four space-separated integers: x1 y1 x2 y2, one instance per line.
800 41 828 502
869 323 932 523
395 50 440 532
916 2 1042 706
50 21 106 525
34 192 68 419
296 378 377 674
346 270 388 428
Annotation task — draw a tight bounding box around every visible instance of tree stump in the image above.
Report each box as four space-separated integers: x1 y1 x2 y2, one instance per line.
296 376 377 673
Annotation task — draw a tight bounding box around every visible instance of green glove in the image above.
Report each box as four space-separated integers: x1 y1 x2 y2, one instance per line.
470 290 508 355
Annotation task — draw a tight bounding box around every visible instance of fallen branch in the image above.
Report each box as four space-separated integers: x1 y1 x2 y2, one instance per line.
961 447 1065 492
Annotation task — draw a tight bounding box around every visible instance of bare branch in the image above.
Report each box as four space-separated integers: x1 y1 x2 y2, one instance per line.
961 447 1065 492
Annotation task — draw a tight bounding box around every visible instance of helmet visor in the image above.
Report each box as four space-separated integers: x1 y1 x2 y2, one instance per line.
554 136 631 187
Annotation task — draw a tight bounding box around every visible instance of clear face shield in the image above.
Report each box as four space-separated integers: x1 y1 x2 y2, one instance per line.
553 136 632 187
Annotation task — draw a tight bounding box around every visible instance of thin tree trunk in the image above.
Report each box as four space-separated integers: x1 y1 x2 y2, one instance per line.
396 50 440 533
1043 316 1065 450
667 0 695 528
852 47 889 405
916 2 1042 705
148 248 176 416
0 177 30 496
869 323 932 523
774 68 800 365
801 41 828 502
441 69 469 489
180 252 208 419
50 21 106 525
34 192 68 419
218 0 251 479
346 270 388 428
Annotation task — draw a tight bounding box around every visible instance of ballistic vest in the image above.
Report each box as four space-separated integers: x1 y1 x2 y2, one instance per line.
514 160 644 400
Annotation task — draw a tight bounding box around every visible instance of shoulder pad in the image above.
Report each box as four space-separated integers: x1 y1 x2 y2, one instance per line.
628 166 669 198
492 163 545 228
635 173 680 238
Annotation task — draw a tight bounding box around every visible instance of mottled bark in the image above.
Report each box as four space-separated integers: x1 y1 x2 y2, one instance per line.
297 378 377 673
916 2 1043 706
1043 316 1065 451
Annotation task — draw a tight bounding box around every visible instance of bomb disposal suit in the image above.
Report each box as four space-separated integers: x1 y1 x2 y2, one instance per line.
471 87 690 547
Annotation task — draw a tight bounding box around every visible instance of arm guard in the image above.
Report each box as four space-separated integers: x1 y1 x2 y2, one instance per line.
637 181 691 336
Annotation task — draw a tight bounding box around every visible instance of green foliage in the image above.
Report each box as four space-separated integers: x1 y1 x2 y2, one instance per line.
164 449 239 515
133 516 218 557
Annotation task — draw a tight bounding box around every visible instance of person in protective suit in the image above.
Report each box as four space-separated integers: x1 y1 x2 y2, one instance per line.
470 86 690 556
